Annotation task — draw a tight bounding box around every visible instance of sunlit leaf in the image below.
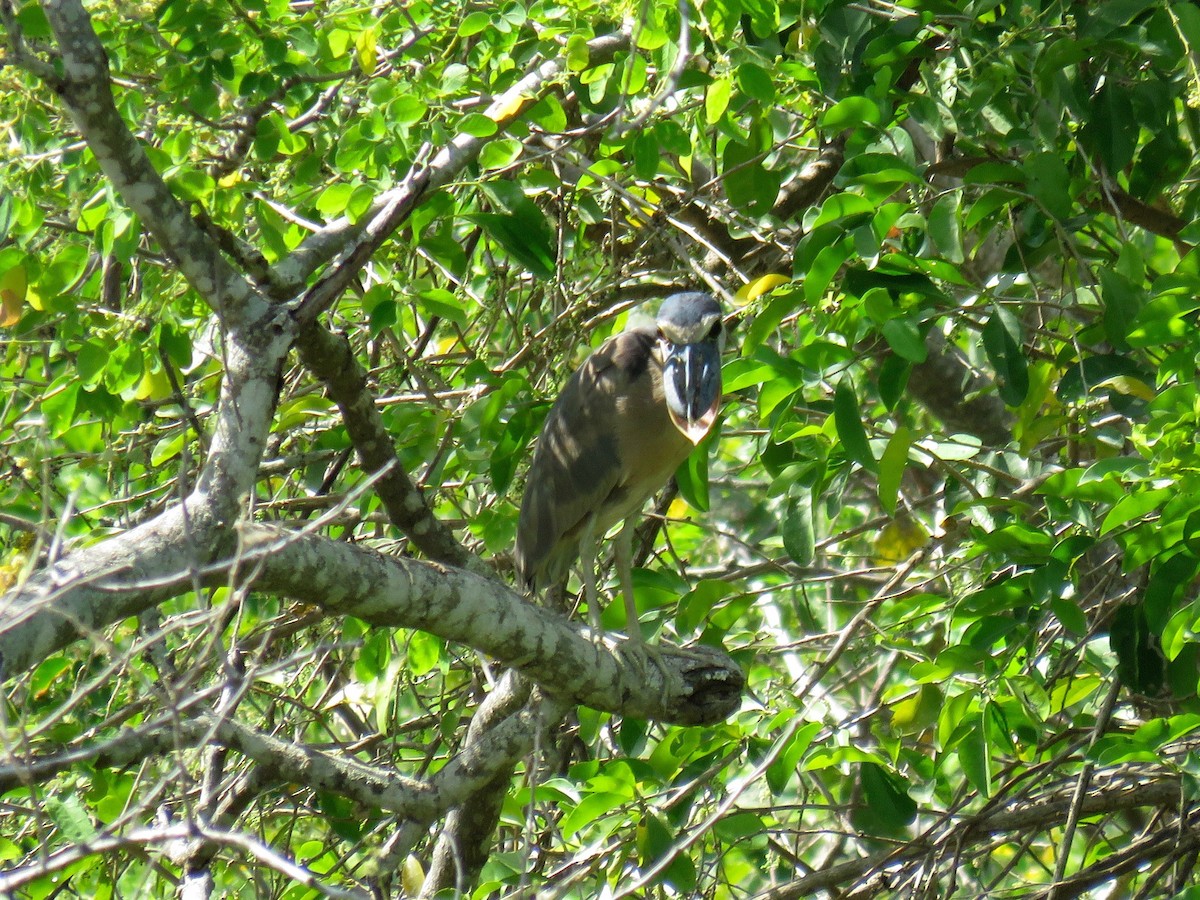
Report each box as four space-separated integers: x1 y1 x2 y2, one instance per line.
877 426 912 515
0 263 27 326
875 515 929 565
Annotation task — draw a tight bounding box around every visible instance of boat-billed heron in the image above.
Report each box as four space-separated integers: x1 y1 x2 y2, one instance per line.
515 292 724 644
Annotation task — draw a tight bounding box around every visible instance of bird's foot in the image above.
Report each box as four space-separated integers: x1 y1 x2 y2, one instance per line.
614 638 676 707
617 634 725 707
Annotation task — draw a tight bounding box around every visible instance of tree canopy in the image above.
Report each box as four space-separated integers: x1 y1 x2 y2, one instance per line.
4 0 1200 897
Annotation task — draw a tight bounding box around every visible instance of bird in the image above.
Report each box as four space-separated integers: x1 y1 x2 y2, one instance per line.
515 291 724 648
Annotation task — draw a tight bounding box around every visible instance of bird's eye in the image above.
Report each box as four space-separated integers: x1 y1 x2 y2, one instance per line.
708 320 722 339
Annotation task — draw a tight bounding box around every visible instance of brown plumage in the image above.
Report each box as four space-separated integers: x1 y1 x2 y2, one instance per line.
515 329 692 593
515 293 724 638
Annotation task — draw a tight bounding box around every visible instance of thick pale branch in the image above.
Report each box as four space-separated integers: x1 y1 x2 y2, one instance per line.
422 672 564 894
0 523 742 726
197 320 295 518
2 688 566 838
246 525 742 726
0 504 221 682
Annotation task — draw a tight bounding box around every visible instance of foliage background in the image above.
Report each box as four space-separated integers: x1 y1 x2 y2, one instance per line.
4 0 1200 897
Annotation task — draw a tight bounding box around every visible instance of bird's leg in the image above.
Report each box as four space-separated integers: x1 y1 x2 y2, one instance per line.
614 518 680 701
578 515 603 635
615 517 640 643
615 519 722 708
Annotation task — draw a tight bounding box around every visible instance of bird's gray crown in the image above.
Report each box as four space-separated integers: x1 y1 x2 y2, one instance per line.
657 292 722 344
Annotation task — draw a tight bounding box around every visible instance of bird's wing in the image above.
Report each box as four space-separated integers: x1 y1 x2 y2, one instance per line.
515 329 656 590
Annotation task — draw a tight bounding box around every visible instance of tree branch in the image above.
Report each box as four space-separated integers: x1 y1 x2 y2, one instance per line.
274 30 632 297
294 325 482 572
0 522 743 725
756 771 1185 899
40 0 264 324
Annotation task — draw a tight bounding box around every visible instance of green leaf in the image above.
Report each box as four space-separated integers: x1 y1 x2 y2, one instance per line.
45 794 97 842
737 61 775 104
1047 673 1103 713
407 630 443 676
1023 152 1073 220
1051 597 1089 636
30 656 72 698
677 579 737 635
821 96 882 131
833 379 876 472
877 354 910 410
43 379 80 437
856 762 917 833
526 94 567 132
957 715 992 797
458 113 498 137
316 182 354 217
1080 83 1138 172
632 131 659 181
478 137 523 170
466 212 555 279
723 139 782 217
782 491 815 566
566 34 591 71
742 288 803 355
1097 268 1143 349
418 288 469 327
458 10 491 36
807 193 875 230
77 341 109 387
878 426 912 515
766 720 823 794
981 310 1029 406
1100 488 1170 535
705 75 732 124
151 431 185 467
962 161 1025 186
927 194 963 262
675 438 711 512
560 792 627 839
802 239 853 303
881 317 926 363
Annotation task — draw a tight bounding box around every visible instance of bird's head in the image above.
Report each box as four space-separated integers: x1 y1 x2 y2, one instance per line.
656 292 725 445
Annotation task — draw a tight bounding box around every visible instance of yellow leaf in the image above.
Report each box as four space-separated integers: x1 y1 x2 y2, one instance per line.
356 27 378 75
401 854 425 895
874 515 930 565
487 92 531 123
735 273 790 305
135 367 174 401
0 264 27 327
1096 375 1156 401
890 684 942 731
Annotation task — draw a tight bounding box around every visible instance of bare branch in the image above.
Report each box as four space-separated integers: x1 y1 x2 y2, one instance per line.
755 772 1186 899
0 821 370 899
294 325 482 572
